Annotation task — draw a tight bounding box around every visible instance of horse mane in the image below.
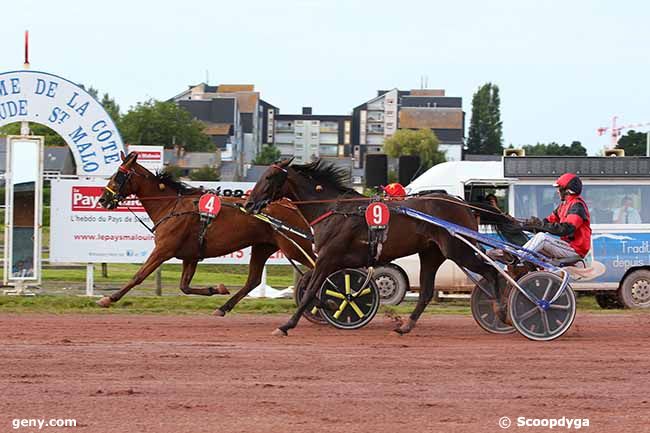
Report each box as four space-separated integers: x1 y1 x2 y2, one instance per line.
154 170 197 194
291 159 358 195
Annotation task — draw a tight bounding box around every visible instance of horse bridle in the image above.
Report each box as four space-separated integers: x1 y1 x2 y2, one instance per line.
104 165 135 208
254 164 289 210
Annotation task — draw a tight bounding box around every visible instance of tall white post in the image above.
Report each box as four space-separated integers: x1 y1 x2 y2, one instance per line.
646 132 649 157
86 264 94 296
259 267 267 298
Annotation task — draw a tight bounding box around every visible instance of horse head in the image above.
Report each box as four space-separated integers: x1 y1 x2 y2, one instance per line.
99 151 141 210
245 158 293 213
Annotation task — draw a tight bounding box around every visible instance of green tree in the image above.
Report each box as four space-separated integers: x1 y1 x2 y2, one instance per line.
163 164 185 179
521 141 587 156
120 100 213 151
189 165 220 181
0 123 66 145
616 130 648 156
252 144 281 165
467 83 503 154
383 128 446 169
101 93 120 123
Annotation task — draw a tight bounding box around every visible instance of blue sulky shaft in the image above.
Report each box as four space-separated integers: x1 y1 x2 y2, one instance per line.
397 206 570 305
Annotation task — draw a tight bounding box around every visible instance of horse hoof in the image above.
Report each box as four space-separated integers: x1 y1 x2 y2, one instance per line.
395 319 416 335
96 297 112 308
271 328 288 337
215 284 230 295
213 308 226 317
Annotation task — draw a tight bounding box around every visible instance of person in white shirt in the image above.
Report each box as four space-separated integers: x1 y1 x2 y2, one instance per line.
613 196 642 224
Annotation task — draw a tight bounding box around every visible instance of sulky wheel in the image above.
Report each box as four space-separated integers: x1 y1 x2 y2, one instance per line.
508 271 576 341
318 268 380 330
294 270 328 325
470 278 516 334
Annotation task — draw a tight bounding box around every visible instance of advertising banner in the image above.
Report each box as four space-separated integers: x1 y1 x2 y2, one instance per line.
127 145 164 172
49 178 292 265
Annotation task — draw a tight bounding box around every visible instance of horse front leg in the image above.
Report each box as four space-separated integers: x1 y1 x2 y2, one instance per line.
179 260 229 296
272 263 335 337
97 247 172 307
214 243 278 317
396 247 445 335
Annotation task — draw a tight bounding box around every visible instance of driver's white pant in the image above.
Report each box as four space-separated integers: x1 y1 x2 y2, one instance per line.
524 232 578 259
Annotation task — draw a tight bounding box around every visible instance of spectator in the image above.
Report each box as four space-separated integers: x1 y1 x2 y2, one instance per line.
485 193 500 211
613 196 642 224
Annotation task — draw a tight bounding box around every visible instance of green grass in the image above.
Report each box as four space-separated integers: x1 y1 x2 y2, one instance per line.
0 292 625 316
41 262 297 288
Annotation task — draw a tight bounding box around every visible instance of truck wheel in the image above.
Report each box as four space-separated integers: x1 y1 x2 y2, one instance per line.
618 270 650 308
374 265 408 305
595 293 623 309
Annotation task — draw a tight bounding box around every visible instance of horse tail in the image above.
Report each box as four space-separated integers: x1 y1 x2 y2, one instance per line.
469 201 529 246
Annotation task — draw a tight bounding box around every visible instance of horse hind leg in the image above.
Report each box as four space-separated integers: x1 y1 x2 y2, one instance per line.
396 246 445 335
451 243 509 322
179 260 230 297
214 243 277 316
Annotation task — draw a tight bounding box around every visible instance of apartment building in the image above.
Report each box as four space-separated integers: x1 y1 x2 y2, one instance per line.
171 83 278 178
273 107 351 164
351 88 464 167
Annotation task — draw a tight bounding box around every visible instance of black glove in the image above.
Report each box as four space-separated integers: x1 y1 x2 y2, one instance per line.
523 216 543 229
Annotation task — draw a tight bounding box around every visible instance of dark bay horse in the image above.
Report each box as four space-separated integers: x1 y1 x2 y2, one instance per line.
245 158 510 336
97 152 315 316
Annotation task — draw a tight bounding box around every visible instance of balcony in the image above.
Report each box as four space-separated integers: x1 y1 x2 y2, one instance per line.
275 125 294 133
367 125 384 134
319 126 338 133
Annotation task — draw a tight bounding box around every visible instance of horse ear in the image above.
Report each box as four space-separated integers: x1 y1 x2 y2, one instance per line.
120 151 126 162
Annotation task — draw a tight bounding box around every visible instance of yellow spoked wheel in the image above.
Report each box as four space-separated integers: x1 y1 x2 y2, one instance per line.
318 268 380 330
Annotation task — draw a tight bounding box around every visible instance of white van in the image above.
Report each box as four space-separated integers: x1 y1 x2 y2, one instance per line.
385 157 650 309
387 161 513 298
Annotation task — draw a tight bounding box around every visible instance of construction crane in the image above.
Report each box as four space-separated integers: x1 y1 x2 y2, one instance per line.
597 116 650 148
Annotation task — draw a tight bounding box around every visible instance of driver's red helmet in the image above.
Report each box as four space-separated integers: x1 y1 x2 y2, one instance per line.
383 183 406 198
553 173 582 195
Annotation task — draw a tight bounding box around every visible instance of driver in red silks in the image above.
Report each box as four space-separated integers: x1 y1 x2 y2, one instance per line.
489 173 592 262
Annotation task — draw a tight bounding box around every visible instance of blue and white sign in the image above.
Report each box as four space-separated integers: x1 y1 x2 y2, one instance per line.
0 70 125 176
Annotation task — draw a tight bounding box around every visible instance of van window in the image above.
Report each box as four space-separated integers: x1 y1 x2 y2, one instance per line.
513 185 557 220
464 185 509 213
514 184 650 224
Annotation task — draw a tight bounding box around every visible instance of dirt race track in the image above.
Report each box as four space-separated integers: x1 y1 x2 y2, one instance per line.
1 313 649 433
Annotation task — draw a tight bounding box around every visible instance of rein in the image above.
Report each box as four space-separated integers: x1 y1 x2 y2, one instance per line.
281 195 521 223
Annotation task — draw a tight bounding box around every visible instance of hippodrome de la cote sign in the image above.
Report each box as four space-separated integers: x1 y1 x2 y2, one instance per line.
0 70 125 176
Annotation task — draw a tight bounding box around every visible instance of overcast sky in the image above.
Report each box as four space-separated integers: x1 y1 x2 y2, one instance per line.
2 0 649 155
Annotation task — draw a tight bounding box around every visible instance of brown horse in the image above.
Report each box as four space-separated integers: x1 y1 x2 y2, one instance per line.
97 152 315 316
245 159 509 336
